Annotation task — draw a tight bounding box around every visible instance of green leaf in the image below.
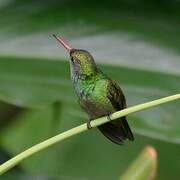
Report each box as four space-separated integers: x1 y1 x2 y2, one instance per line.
0 56 74 107
120 146 157 180
0 56 179 144
0 0 180 75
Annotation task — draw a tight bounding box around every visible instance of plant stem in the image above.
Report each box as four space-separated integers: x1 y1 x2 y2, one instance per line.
0 94 179 175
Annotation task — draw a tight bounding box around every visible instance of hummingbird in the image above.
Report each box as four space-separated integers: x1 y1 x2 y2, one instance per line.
53 35 134 145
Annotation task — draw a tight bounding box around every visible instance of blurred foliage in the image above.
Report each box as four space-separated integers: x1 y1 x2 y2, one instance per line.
1 0 180 52
0 0 180 180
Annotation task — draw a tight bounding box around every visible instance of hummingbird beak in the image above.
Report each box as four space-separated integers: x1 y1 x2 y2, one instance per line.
53 34 72 53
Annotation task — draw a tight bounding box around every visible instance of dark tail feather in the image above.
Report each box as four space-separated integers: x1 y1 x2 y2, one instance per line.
98 117 134 145
121 116 134 141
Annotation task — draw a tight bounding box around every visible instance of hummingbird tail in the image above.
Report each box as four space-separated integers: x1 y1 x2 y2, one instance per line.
98 116 134 145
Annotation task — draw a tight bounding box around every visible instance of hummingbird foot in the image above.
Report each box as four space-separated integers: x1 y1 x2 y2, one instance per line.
107 114 112 121
87 119 92 129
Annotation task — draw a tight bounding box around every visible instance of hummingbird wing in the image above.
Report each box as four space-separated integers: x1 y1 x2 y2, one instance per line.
98 80 134 144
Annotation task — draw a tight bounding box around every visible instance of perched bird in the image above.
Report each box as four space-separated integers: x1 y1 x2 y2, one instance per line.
53 35 134 145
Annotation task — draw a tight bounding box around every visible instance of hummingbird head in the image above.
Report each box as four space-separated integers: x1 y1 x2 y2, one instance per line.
53 35 100 77
70 49 99 76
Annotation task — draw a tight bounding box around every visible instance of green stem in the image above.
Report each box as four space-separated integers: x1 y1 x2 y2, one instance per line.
0 94 179 175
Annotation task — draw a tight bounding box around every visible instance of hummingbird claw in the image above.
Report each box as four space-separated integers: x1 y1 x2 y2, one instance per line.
107 114 111 121
87 119 92 129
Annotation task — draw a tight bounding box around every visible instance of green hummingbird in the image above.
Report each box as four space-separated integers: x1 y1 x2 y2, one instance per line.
53 35 134 145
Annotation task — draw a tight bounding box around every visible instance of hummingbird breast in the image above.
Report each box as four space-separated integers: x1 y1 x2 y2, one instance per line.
72 73 134 144
75 77 114 119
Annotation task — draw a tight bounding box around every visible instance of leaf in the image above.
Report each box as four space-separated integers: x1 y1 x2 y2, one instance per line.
0 1 180 76
120 146 157 180
0 56 74 107
0 56 179 144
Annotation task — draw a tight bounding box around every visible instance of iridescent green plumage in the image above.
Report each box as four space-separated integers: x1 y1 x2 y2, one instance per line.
54 36 134 144
70 49 134 144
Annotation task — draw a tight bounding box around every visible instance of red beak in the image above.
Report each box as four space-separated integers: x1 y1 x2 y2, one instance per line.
53 34 72 52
